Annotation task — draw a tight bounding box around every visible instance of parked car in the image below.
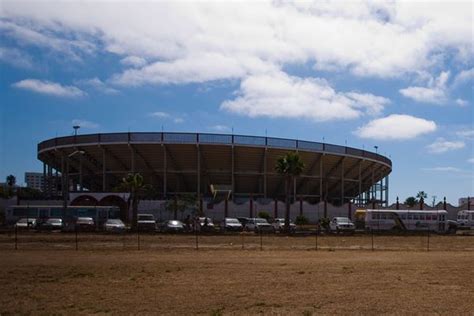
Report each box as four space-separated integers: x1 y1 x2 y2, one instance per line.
199 217 215 232
245 218 274 233
160 220 185 233
104 219 126 233
237 217 251 229
221 217 243 232
329 217 355 234
75 217 96 232
137 214 157 231
272 218 296 233
39 218 63 231
14 218 37 230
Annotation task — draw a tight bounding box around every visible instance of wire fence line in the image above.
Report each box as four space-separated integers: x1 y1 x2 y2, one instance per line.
1 229 473 252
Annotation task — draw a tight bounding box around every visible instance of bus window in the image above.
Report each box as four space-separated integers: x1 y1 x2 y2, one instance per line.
372 213 378 220
419 215 425 220
408 214 413 220
401 214 407 220
381 213 387 220
414 214 419 220
471 214 474 220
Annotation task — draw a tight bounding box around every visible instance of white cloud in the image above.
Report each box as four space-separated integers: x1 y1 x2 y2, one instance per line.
468 158 474 164
422 167 462 172
453 68 474 87
221 72 390 122
71 119 99 129
149 112 170 118
0 46 34 69
354 114 437 140
0 1 471 85
210 125 230 132
455 98 468 107
399 71 449 104
0 19 95 60
76 77 119 95
120 56 147 68
12 79 85 97
426 138 465 154
149 111 184 124
456 129 474 140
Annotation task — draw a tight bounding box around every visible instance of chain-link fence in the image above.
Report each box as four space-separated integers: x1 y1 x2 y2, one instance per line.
1 228 473 252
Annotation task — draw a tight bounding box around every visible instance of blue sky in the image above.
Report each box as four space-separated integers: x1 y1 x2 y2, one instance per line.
0 1 472 205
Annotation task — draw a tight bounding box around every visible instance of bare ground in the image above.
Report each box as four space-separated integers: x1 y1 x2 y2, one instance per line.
1 236 474 315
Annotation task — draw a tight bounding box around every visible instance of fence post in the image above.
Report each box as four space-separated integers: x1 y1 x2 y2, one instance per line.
427 229 430 252
14 226 17 250
195 229 199 250
315 229 318 251
260 230 263 251
137 224 140 251
371 229 374 251
75 224 78 251
241 233 244 250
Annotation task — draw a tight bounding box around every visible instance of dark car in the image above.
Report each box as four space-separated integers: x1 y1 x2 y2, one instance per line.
39 218 63 231
160 220 185 233
137 214 157 231
75 217 96 232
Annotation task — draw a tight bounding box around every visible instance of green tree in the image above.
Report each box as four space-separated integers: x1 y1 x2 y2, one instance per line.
6 175 16 197
416 191 427 206
120 173 147 229
165 194 198 220
404 196 417 207
257 211 271 221
275 152 305 234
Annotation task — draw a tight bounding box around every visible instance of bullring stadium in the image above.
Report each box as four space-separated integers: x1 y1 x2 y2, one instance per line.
37 132 391 218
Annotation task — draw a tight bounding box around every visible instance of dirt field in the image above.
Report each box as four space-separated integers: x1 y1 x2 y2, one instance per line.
1 245 474 314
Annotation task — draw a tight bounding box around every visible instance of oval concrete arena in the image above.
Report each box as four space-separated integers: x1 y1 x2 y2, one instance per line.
37 132 391 205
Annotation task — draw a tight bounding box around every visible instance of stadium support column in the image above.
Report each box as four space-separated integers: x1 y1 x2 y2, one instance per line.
231 145 235 201
319 154 323 202
48 164 53 196
263 148 267 199
358 161 362 206
197 144 201 197
79 155 83 192
341 158 345 205
61 156 65 199
163 145 167 199
102 148 106 192
43 162 47 193
385 175 389 207
130 146 135 174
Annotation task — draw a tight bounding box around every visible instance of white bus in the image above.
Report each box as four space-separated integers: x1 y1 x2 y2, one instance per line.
357 209 448 233
457 210 474 230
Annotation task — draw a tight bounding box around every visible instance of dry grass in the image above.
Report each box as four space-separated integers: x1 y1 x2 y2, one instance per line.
0 237 474 315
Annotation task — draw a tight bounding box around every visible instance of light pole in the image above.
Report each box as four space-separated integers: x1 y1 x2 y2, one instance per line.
374 145 378 154
63 150 85 211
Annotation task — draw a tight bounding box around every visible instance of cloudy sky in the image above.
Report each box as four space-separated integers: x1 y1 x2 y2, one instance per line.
0 1 472 204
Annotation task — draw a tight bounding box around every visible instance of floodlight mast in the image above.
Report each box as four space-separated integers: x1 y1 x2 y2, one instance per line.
63 150 85 211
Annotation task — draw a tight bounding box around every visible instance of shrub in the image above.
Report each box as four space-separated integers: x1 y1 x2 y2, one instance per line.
319 217 330 230
295 215 309 225
257 211 271 221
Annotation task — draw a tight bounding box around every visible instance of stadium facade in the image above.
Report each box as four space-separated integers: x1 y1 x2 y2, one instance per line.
37 132 391 208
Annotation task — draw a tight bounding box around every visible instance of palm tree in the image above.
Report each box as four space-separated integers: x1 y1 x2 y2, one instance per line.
121 173 146 230
275 152 305 234
6 175 16 197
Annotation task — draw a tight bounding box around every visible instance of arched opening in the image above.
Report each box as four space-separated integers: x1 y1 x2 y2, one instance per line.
70 195 99 206
99 195 129 222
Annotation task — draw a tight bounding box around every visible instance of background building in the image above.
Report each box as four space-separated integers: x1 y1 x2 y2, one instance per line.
24 172 45 191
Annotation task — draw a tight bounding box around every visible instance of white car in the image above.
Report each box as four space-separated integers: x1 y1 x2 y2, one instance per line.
272 218 296 233
221 217 243 232
137 214 157 231
104 219 126 233
14 218 37 229
329 217 355 233
245 218 274 233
